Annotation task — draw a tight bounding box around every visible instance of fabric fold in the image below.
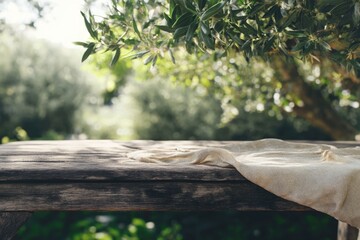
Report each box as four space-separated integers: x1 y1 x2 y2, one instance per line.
128 139 360 229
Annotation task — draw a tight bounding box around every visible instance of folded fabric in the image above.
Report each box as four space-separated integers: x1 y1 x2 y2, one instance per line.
128 139 360 229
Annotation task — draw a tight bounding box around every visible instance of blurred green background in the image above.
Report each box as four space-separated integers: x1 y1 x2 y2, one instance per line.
1 0 359 239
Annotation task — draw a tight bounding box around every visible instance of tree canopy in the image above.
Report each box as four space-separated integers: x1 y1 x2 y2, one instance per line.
79 0 360 68
79 0 360 140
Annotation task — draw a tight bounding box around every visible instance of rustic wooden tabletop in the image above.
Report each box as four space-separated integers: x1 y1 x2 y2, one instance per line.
1 140 358 212
1 140 359 240
0 140 315 211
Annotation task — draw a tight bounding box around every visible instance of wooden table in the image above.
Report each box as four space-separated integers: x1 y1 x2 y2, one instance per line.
0 140 359 240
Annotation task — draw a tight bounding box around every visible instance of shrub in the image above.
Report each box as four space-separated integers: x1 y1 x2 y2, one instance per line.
0 29 89 141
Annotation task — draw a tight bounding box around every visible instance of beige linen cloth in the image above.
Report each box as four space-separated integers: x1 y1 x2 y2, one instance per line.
128 139 360 230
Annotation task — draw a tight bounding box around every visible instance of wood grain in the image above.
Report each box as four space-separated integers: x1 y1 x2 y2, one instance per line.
0 182 310 211
338 221 359 240
0 140 241 182
0 140 358 239
1 140 358 182
0 212 32 240
0 140 358 212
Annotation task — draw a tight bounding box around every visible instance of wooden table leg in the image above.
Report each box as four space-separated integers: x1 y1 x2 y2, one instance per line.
0 212 32 240
338 221 359 240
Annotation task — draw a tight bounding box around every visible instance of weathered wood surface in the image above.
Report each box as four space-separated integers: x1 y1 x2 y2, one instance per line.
0 140 243 182
0 140 358 212
338 221 359 240
0 212 32 240
0 182 309 211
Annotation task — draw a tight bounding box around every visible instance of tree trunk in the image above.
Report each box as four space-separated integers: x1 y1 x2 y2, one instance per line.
271 55 358 140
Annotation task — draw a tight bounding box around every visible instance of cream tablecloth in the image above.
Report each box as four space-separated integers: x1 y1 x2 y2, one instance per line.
128 139 360 231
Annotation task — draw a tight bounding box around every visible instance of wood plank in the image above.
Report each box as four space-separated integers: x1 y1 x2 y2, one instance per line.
1 140 358 156
338 221 359 240
0 140 224 156
1 140 358 182
0 165 244 182
0 212 32 240
0 140 357 213
0 140 238 182
0 182 310 211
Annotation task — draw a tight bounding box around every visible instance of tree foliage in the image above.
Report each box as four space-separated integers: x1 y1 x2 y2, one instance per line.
0 30 89 142
80 0 360 71
129 78 223 140
79 0 360 140
129 75 331 140
17 211 336 240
